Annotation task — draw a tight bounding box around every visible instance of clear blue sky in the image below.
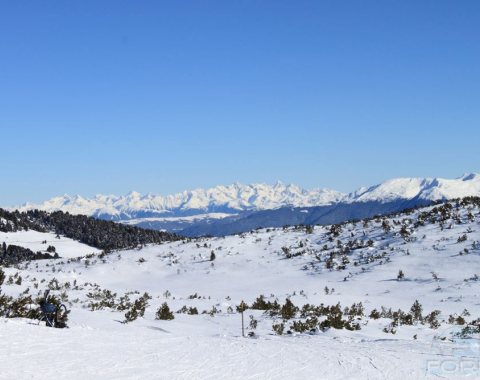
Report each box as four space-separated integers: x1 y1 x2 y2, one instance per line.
1 1 479 205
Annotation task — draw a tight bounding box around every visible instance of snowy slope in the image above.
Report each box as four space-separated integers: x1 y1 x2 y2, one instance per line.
1 198 480 378
0 319 448 380
0 230 100 259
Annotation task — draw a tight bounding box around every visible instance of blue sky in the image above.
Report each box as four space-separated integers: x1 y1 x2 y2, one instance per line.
1 1 479 205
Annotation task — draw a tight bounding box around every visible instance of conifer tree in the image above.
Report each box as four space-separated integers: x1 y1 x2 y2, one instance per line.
156 302 174 320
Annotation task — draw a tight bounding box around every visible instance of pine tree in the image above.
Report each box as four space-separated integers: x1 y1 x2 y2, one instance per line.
280 298 297 320
410 300 423 322
123 293 151 323
425 310 441 329
156 302 174 320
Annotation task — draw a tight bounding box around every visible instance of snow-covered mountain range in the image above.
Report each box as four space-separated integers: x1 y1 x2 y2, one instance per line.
15 182 346 219
14 173 480 221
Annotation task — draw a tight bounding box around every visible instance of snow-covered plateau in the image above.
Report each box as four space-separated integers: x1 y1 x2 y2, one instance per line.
1 197 480 379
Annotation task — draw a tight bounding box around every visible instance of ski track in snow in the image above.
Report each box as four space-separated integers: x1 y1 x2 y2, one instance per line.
0 319 443 380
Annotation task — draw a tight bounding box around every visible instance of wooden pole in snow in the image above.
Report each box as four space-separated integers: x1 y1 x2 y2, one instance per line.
237 300 247 337
241 310 244 337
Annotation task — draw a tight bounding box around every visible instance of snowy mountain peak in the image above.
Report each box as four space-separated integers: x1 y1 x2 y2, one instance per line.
11 174 480 221
460 172 478 181
126 191 142 198
348 173 480 203
350 177 429 203
13 182 346 220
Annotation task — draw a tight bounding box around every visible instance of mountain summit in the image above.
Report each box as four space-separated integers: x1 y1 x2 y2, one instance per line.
15 182 346 220
15 174 480 219
11 173 480 236
348 173 480 203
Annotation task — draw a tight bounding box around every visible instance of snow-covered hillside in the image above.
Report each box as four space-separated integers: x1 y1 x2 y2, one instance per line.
1 197 480 378
0 230 100 259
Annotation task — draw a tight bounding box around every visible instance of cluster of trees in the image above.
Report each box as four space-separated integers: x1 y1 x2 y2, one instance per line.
246 296 363 334
176 305 199 315
85 287 151 320
0 292 43 320
371 301 442 333
85 286 176 323
0 209 40 232
1 242 58 266
415 200 476 229
241 295 462 336
0 208 180 251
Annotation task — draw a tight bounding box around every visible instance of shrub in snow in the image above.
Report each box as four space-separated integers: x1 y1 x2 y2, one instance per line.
281 246 290 256
156 302 174 320
344 302 364 318
272 322 285 335
249 315 258 330
448 314 466 325
291 317 318 333
123 293 151 323
399 226 410 241
0 294 38 319
87 288 118 311
424 310 441 329
318 303 360 331
176 305 198 315
457 322 480 338
251 295 270 310
280 298 297 320
305 225 314 234
410 300 423 323
369 309 381 320
383 323 397 335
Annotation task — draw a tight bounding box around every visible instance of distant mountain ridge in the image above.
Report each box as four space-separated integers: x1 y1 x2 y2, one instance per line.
14 182 347 219
11 173 480 236
349 173 480 203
